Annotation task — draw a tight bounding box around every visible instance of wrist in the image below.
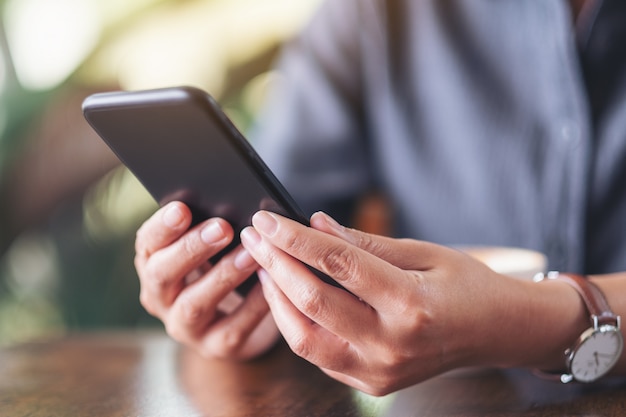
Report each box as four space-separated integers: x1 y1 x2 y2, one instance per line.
484 274 589 371
532 272 623 383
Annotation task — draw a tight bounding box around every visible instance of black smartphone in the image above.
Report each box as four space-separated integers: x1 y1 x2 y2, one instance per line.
82 86 334 294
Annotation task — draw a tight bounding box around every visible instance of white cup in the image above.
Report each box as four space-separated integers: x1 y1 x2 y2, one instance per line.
459 246 547 280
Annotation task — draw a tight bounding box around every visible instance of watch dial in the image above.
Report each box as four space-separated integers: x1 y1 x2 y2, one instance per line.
570 328 623 383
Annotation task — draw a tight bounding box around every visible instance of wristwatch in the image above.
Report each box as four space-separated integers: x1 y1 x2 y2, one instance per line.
533 271 623 383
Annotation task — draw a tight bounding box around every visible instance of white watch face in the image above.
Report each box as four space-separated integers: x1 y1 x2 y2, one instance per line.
569 326 623 383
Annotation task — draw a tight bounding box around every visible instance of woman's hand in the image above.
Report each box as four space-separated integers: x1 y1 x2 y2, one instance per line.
240 211 585 395
134 202 280 360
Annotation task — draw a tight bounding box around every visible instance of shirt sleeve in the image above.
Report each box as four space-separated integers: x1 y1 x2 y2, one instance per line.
249 0 374 224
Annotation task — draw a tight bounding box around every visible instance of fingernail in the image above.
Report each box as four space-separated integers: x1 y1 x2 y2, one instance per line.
240 226 262 248
252 211 278 236
201 221 224 243
234 248 256 270
257 268 271 284
318 211 344 232
163 204 184 228
312 211 357 245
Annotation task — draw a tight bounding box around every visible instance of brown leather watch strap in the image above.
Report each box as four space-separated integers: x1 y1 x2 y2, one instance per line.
533 271 622 383
535 271 618 327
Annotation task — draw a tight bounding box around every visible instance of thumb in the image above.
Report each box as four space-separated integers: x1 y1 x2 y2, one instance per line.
309 211 439 271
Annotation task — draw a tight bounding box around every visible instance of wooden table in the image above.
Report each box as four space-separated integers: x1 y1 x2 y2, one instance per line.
2 330 626 416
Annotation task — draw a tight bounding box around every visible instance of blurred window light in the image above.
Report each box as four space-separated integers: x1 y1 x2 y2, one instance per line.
0 46 7 93
4 232 61 297
97 0 164 28
82 0 321 92
0 106 7 144
2 0 101 91
0 48 7 139
83 166 156 243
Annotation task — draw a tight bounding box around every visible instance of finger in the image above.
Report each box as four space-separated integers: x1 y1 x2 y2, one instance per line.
256 269 361 372
246 211 414 310
166 246 259 340
310 211 442 270
241 226 379 340
135 202 192 262
141 218 234 309
200 283 276 360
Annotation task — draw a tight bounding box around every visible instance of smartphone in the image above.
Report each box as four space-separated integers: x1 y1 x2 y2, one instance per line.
82 86 335 294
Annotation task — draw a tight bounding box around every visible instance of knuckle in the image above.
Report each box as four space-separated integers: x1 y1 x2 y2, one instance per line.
205 328 247 359
138 291 155 315
404 307 432 333
133 252 144 270
143 261 171 291
164 321 185 344
393 291 432 331
163 314 196 346
134 226 146 254
297 287 326 319
288 332 314 359
219 328 247 353
179 295 206 326
379 349 411 372
282 229 306 254
180 233 203 262
355 232 378 253
317 246 361 284
134 223 158 260
198 343 224 360
257 245 281 274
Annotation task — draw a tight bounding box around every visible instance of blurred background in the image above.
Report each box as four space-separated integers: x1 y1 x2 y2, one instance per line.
0 0 322 346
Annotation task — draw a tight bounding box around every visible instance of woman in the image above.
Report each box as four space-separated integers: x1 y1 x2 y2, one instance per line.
134 0 626 395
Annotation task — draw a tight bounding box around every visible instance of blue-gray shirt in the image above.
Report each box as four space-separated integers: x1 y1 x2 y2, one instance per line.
251 0 626 274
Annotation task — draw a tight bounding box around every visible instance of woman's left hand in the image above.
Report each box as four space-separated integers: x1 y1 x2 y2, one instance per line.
239 210 564 395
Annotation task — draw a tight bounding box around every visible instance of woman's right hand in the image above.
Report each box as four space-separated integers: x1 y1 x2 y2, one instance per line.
134 201 280 360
